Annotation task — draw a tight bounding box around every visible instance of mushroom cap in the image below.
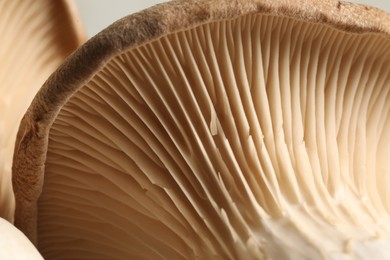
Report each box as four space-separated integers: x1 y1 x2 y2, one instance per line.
0 0 85 222
0 218 43 259
12 0 390 259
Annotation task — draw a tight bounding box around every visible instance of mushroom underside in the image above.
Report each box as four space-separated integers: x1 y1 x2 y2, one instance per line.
37 13 390 259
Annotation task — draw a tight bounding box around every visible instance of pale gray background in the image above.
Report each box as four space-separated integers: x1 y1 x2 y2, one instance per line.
74 0 390 37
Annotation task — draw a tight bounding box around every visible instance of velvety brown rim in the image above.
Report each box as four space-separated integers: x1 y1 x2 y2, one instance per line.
12 0 390 244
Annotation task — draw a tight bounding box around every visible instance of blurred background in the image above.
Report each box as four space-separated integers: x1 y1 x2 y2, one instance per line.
74 0 390 37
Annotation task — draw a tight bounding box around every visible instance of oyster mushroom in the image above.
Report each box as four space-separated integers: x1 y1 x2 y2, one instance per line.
13 0 390 259
0 0 85 222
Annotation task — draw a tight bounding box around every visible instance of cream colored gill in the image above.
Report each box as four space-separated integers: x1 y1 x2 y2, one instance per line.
39 14 390 259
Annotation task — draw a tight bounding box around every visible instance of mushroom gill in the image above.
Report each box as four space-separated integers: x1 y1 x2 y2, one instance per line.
12 0 390 259
0 0 85 222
